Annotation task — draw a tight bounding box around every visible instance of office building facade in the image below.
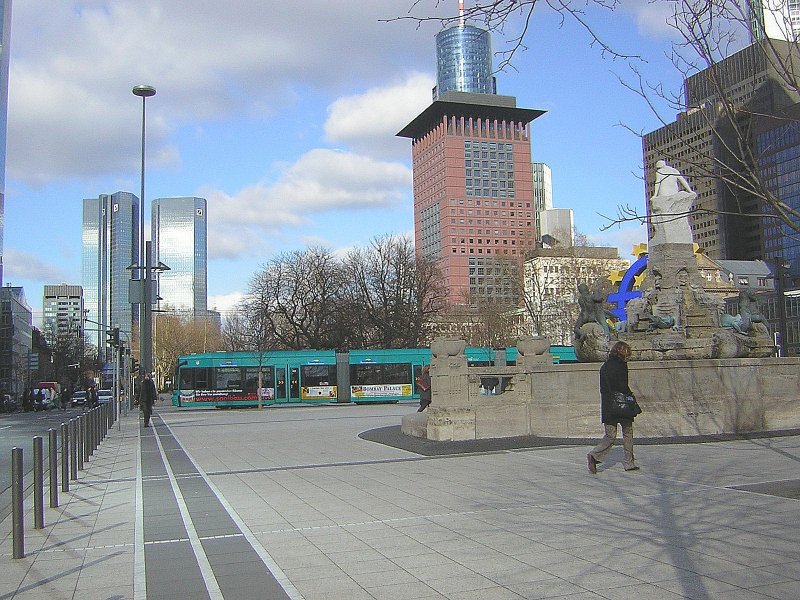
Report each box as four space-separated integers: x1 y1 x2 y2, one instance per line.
643 40 800 260
42 284 84 346
152 197 208 316
400 17 544 307
0 285 31 398
532 162 553 239
0 0 10 288
82 192 139 356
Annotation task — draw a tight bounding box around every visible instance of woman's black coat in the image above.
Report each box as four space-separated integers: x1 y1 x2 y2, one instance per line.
599 355 633 424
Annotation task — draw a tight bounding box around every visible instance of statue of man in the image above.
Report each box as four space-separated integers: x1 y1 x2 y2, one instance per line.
650 160 697 246
655 160 693 197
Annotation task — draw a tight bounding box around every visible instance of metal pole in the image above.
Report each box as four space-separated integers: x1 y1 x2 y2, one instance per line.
49 428 59 507
33 437 44 529
12 447 24 558
80 415 88 467
70 419 78 479
60 422 70 493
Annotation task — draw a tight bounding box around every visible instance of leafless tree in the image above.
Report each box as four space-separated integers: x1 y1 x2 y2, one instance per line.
246 248 344 350
341 234 445 348
153 310 224 389
390 0 641 72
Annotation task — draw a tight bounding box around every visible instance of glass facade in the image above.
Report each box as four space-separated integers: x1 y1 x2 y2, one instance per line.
0 0 12 287
152 197 208 316
435 24 494 98
757 117 800 276
82 192 139 355
0 286 32 398
463 140 515 199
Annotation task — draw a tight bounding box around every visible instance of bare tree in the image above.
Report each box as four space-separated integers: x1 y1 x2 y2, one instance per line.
390 0 641 71
341 234 445 348
246 248 345 349
153 311 224 390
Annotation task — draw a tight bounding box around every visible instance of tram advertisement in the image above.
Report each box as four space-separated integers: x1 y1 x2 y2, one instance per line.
301 386 337 400
181 389 256 403
351 384 412 398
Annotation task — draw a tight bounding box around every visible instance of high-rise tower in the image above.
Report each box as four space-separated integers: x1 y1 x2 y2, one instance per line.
82 192 139 356
433 9 496 100
643 40 800 260
152 197 208 316
399 15 544 306
0 0 12 287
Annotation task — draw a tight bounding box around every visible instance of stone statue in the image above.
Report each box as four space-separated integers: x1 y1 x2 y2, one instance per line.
650 160 697 246
738 289 765 333
574 283 615 339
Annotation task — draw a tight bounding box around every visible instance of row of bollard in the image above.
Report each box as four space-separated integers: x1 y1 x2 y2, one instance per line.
10 401 118 559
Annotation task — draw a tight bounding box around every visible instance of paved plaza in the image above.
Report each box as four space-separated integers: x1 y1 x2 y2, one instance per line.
1 402 799 599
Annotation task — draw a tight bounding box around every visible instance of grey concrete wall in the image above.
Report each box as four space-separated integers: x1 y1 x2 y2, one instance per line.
408 354 800 441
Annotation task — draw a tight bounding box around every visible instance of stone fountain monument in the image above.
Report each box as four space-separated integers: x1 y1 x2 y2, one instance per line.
574 160 774 361
401 161 799 442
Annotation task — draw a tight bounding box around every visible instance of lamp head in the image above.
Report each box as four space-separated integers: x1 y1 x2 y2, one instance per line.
132 85 156 98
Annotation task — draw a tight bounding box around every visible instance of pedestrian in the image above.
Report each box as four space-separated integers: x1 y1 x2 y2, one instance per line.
59 386 69 410
35 388 45 411
86 384 99 410
587 341 639 473
416 366 431 412
139 372 157 427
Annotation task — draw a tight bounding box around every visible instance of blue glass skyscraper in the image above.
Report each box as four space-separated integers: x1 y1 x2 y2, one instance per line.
433 22 495 100
0 0 11 287
82 192 139 356
152 197 207 316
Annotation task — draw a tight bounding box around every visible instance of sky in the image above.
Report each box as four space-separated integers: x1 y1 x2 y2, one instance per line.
2 0 685 325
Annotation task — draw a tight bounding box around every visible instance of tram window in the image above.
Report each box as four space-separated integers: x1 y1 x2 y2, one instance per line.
179 368 194 389
193 368 210 390
300 364 337 386
215 367 242 390
350 363 411 385
243 367 274 394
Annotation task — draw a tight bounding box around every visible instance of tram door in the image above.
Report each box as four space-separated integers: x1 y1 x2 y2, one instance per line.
275 367 287 402
289 367 300 401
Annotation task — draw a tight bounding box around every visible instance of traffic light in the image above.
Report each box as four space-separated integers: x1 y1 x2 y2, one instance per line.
107 327 120 348
131 357 139 375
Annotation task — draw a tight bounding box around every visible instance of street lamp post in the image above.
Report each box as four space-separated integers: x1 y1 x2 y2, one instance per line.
132 84 156 377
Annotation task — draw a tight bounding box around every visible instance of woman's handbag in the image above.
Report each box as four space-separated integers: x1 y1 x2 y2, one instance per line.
612 392 643 419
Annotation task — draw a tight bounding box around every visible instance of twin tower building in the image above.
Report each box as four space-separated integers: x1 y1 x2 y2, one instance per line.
81 194 208 352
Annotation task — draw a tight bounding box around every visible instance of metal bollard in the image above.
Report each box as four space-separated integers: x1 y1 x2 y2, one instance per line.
70 419 78 479
78 416 86 470
88 410 94 455
12 447 24 558
33 436 44 529
83 413 90 463
60 422 69 493
49 428 59 507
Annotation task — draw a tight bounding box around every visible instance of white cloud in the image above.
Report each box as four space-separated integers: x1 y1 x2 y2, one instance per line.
3 248 70 282
201 148 411 260
620 0 678 38
7 0 435 186
324 73 435 158
588 222 648 258
208 291 244 316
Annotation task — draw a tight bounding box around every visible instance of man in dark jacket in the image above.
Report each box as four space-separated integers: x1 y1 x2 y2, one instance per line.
587 341 639 473
139 373 157 428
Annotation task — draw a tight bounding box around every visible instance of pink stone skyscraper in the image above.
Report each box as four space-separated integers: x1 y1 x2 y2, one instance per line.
398 19 544 307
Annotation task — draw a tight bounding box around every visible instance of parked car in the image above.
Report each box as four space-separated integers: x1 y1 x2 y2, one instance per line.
1 393 18 413
71 390 87 407
97 389 113 404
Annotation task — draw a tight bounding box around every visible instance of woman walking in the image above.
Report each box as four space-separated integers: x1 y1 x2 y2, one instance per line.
587 341 639 473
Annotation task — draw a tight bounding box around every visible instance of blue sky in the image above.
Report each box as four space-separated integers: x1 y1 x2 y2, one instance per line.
3 0 682 324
